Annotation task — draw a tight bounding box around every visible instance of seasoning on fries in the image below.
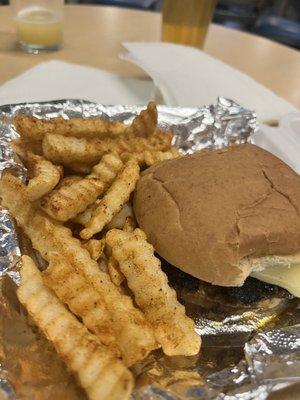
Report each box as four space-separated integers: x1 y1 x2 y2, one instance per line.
106 228 201 356
80 159 140 239
17 256 134 400
14 114 127 140
0 174 158 367
26 153 62 201
0 102 200 400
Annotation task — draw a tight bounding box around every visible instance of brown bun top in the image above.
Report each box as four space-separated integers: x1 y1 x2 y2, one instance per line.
133 144 300 287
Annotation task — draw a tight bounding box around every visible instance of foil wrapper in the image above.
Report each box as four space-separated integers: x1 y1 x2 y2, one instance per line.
0 98 299 400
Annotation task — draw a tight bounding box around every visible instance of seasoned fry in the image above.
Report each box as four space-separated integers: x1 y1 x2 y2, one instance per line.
89 153 123 181
121 148 180 168
40 177 106 221
43 131 173 166
0 174 158 366
106 203 134 231
17 256 133 400
56 175 82 188
43 252 118 353
11 139 43 160
108 256 125 287
73 154 124 226
144 148 181 166
73 201 99 225
82 239 105 261
26 154 62 201
80 159 140 239
106 228 201 357
113 129 173 154
125 102 157 138
11 139 29 160
42 134 104 165
14 114 127 141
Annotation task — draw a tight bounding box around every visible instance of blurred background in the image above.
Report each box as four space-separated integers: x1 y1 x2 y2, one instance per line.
0 0 299 49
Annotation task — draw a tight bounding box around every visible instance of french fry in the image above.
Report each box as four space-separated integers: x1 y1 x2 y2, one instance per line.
73 154 124 226
89 153 123 181
106 203 134 231
11 139 43 160
43 131 173 166
42 134 104 165
40 177 106 221
40 154 123 221
120 151 146 166
106 228 201 357
73 201 99 225
80 159 140 239
113 129 173 154
121 148 180 168
17 255 133 400
56 175 82 188
14 114 127 141
82 239 105 261
43 252 118 353
0 174 158 366
143 148 181 166
26 153 62 201
125 102 157 138
11 139 29 160
108 256 125 287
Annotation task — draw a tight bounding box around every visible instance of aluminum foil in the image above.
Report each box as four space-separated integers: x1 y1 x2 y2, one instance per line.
0 98 299 400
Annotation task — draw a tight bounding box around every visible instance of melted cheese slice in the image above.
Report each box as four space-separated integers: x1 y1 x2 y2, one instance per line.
251 263 300 298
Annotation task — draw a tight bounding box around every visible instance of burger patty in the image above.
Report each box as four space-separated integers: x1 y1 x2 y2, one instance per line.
161 260 292 307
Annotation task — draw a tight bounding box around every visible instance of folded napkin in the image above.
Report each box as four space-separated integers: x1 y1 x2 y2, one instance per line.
122 42 298 122
0 60 154 106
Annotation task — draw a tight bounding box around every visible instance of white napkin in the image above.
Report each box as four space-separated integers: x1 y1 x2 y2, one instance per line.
254 113 300 174
0 60 154 106
122 42 298 122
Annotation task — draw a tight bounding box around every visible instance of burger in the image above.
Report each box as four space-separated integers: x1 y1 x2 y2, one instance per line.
133 144 300 310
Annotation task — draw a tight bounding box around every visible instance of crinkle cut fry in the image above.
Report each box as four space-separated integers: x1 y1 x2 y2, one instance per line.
43 252 119 354
73 201 99 225
42 130 173 166
39 177 106 221
121 148 181 168
106 228 201 357
11 139 43 161
17 256 133 400
26 153 62 201
73 153 124 225
40 153 124 222
0 174 158 366
14 114 127 141
125 101 157 138
88 153 123 182
42 134 104 165
80 159 140 239
82 239 105 261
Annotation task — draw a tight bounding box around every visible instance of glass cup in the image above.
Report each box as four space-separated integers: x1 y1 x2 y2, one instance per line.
162 0 217 49
11 0 64 53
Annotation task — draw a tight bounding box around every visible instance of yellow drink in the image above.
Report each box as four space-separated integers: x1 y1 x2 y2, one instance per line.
162 0 216 48
16 7 63 51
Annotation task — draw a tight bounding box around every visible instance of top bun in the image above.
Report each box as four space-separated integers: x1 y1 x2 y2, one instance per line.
133 144 300 287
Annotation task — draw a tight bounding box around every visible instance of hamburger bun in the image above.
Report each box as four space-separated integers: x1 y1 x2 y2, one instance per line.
133 144 300 287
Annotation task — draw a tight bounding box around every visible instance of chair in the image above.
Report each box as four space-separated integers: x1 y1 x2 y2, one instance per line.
254 15 300 48
213 0 271 30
